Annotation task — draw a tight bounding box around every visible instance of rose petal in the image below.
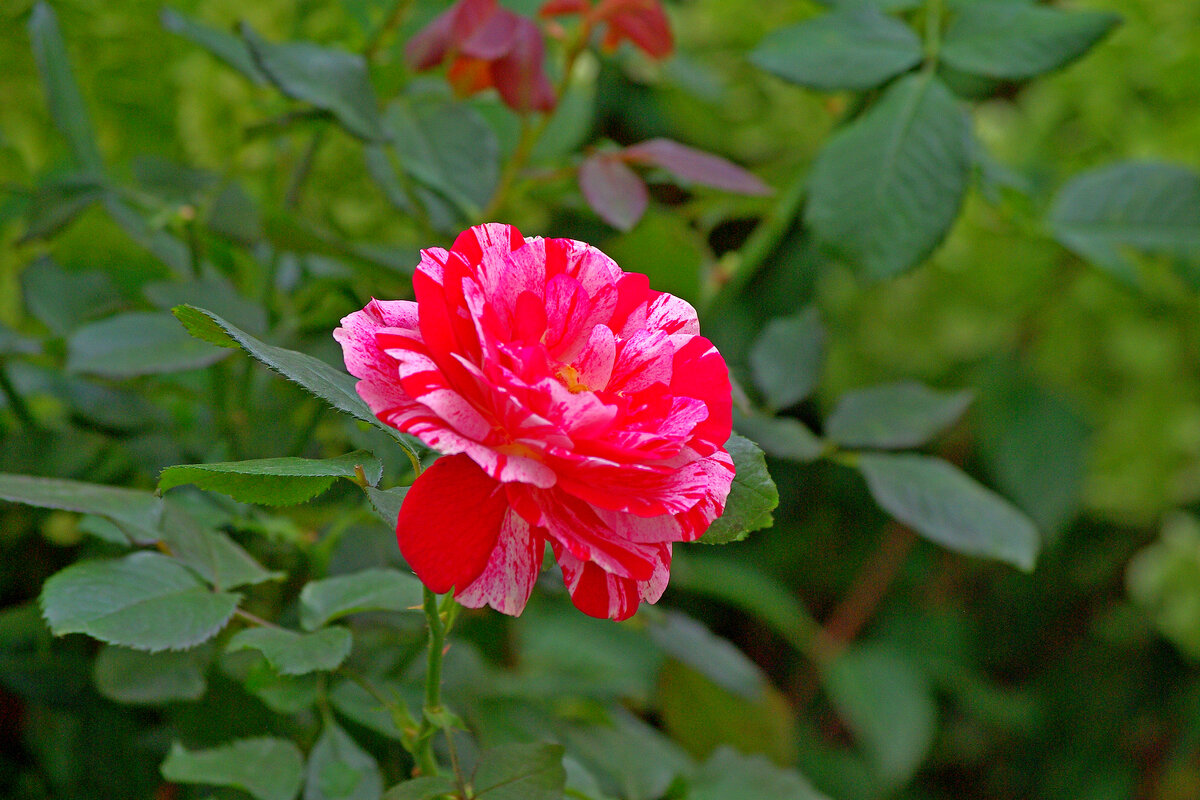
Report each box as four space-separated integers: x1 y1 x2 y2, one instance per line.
397 454 508 594
455 507 542 614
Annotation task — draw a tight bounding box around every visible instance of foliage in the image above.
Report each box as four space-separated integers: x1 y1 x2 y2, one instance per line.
1 1 1199 799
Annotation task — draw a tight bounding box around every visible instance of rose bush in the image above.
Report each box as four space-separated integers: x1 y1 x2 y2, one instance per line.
336 223 734 620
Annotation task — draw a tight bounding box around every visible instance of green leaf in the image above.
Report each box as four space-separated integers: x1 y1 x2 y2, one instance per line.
670 552 822 656
978 383 1087 535
19 176 104 244
0 472 162 544
172 304 239 348
561 709 692 800
690 747 828 800
93 644 209 705
749 308 825 410
1048 161 1200 287
159 451 383 506
384 94 500 219
172 306 409 444
941 4 1119 81
40 552 240 651
857 453 1040 570
161 738 305 800
698 434 779 545
103 195 193 274
161 8 268 84
21 257 122 336
239 658 322 713
144 275 268 336
659 659 796 766
67 311 229 378
364 486 408 528
329 680 409 741
472 743 566 800
805 73 970 279
161 504 283 590
227 626 353 675
826 382 973 449
750 5 923 91
241 25 383 141
648 612 765 698
381 776 456 800
28 2 103 173
299 569 423 631
307 719 383 800
823 645 937 786
733 410 824 463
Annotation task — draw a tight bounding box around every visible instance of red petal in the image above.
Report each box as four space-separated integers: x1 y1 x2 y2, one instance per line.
578 153 648 231
451 222 526 264
556 545 639 620
622 138 771 195
397 454 509 594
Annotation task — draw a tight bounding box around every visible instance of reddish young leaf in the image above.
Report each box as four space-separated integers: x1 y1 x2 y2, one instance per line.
540 0 590 16
579 152 650 231
492 16 557 112
622 138 771 195
592 0 673 59
404 0 556 113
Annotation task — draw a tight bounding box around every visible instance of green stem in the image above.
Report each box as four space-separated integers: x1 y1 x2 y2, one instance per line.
924 0 944 68
414 587 450 777
700 168 808 319
364 0 415 64
477 23 591 222
0 364 36 429
284 128 326 210
699 91 871 319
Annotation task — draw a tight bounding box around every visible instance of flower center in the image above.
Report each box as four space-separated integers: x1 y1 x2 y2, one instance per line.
556 364 590 394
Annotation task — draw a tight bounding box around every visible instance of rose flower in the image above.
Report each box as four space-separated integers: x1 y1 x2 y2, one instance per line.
335 224 733 620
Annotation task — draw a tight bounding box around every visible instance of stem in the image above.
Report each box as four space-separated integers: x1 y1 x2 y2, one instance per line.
414 587 450 777
477 23 591 222
234 607 286 630
790 523 916 705
699 91 870 318
479 117 537 222
924 0 944 68
700 170 808 318
0 365 37 429
815 522 917 661
364 0 415 64
284 128 326 210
